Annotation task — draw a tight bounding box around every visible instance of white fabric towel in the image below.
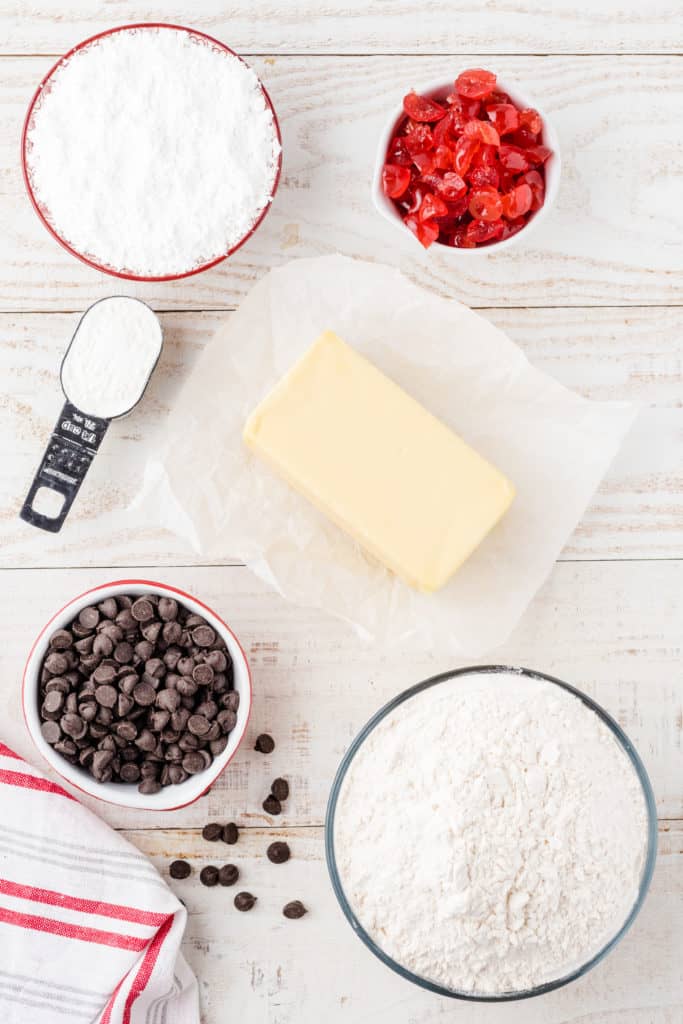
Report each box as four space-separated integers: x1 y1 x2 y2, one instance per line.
0 740 199 1023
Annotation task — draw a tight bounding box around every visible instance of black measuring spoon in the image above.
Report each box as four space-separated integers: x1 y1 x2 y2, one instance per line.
21 296 163 533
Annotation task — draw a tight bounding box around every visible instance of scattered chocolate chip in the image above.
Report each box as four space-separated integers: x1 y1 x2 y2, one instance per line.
263 794 282 816
202 823 223 842
271 778 289 802
267 841 290 864
218 864 239 886
200 865 219 887
169 859 192 880
222 822 239 845
234 891 257 912
283 900 307 919
131 598 154 622
254 734 275 754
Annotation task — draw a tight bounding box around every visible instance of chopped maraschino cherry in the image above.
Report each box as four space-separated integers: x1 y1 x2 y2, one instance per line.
381 68 552 248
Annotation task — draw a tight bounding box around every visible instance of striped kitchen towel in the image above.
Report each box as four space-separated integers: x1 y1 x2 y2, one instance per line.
0 741 199 1023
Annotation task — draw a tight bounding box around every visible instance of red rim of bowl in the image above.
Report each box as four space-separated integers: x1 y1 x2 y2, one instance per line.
21 578 253 811
21 22 284 282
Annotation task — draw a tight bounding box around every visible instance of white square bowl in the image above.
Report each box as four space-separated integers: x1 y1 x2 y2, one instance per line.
22 578 252 811
372 76 561 254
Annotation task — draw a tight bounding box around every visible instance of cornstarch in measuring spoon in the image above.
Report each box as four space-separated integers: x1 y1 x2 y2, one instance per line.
333 670 649 995
25 26 280 277
61 297 162 418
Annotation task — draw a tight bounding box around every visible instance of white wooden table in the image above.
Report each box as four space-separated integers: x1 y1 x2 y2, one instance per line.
1 4 682 1021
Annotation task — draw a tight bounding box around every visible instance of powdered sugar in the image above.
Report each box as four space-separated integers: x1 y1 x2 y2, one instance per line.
333 670 650 995
25 26 280 277
61 297 162 418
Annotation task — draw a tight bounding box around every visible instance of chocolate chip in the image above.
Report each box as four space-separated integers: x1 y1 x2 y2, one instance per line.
158 598 178 621
138 778 162 795
222 823 238 845
133 682 156 706
49 629 72 650
187 714 211 737
219 864 239 886
200 866 219 887
93 663 117 685
41 720 61 744
192 663 214 686
98 597 118 620
254 733 274 754
113 641 134 664
42 690 64 715
202 823 223 842
44 651 69 674
271 778 289 802
263 794 282 816
95 685 118 709
267 842 290 864
79 607 100 630
170 859 191 879
234 892 257 911
192 625 215 647
283 900 307 919
120 763 140 783
182 752 206 775
131 598 154 622
61 713 87 740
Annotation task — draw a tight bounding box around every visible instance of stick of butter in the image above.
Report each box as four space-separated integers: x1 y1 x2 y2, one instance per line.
243 331 515 593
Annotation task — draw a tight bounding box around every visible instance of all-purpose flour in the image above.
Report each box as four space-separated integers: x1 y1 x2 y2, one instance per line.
61 297 162 418
333 671 649 994
25 26 280 276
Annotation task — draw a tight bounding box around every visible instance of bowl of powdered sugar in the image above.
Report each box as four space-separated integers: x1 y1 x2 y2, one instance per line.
326 666 656 1000
22 23 282 280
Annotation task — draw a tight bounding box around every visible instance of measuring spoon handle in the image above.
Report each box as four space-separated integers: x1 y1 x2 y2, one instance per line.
20 401 110 533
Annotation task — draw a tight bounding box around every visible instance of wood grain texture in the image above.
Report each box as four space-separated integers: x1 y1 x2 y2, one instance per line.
1 307 680 567
2 56 682 310
1 562 681 834
2 1 681 56
121 823 683 1024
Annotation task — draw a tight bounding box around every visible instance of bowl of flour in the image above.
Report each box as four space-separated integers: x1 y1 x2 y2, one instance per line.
22 23 282 281
326 666 656 1000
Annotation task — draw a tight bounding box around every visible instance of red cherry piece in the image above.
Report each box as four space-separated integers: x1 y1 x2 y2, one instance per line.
452 227 476 249
511 127 539 149
464 119 500 146
434 145 454 170
523 169 545 211
524 144 552 166
387 135 412 166
404 213 439 248
468 188 503 222
381 163 412 199
403 91 448 123
500 216 526 240
412 151 436 175
404 124 434 155
453 136 479 176
519 108 542 135
402 186 424 214
419 193 449 221
485 103 520 136
455 68 497 100
465 218 505 245
468 164 500 189
498 145 530 173
437 171 467 201
501 183 532 219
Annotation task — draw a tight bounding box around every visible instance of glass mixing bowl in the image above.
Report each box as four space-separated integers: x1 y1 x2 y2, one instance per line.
325 665 657 1002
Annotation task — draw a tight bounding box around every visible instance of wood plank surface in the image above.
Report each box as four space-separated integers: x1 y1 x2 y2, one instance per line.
2 2 681 56
2 56 682 311
1 561 681 833
123 822 683 1024
1 307 680 568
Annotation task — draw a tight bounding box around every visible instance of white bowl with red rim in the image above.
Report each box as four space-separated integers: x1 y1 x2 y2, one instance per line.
372 75 561 254
22 579 252 811
21 22 283 283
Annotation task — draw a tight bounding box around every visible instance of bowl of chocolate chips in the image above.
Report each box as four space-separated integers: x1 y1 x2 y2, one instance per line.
22 580 252 809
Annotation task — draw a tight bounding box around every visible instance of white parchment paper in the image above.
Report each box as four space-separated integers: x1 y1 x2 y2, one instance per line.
143 255 637 654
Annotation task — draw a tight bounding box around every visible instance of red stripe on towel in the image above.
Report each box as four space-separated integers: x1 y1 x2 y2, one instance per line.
0 743 21 759
123 915 174 1024
0 768 76 800
0 905 148 951
0 879 167 927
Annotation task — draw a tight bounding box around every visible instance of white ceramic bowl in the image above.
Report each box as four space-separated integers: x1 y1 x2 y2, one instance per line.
372 76 561 254
23 579 252 810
